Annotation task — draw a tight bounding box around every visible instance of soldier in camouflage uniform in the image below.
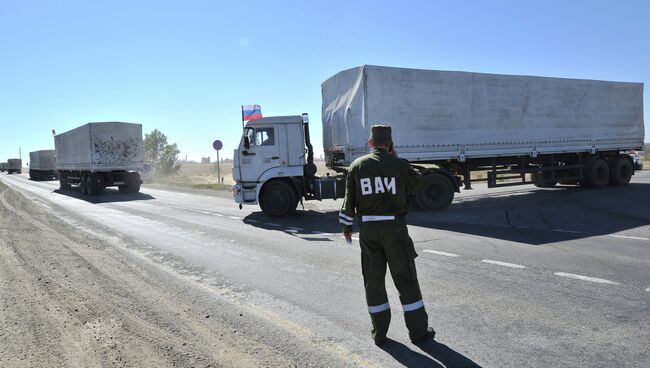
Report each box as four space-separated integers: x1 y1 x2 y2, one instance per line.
340 125 435 345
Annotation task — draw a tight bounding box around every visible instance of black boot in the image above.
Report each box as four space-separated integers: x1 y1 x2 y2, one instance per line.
411 327 436 344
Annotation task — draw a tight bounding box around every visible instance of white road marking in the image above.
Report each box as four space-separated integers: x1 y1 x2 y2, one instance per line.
286 229 298 233
554 272 619 285
228 216 242 220
213 213 224 217
607 234 650 241
646 287 650 292
423 249 460 257
552 229 583 234
311 231 323 234
201 211 211 214
266 223 282 227
287 227 304 231
481 259 526 269
246 219 259 223
351 236 359 241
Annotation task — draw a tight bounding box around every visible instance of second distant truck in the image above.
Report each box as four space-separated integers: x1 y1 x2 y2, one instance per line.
29 150 58 181
55 122 144 195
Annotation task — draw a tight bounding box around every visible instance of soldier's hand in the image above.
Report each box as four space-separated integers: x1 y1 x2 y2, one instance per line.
343 231 353 245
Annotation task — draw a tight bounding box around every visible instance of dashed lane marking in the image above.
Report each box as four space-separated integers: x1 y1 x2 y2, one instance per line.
423 249 461 257
554 272 619 285
213 213 224 217
266 223 282 227
287 227 304 231
481 259 526 269
228 216 242 220
607 234 650 241
246 219 259 223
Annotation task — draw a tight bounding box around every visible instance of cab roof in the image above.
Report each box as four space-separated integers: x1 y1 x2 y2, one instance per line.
245 115 303 127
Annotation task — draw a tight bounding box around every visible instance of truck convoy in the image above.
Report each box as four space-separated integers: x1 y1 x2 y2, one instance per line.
232 65 645 217
29 150 58 181
6 159 22 175
55 122 144 195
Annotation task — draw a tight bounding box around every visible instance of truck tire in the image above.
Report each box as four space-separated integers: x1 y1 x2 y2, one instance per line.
414 173 455 211
583 158 609 188
60 179 71 191
80 176 88 194
260 181 298 217
119 173 141 193
86 174 98 195
609 156 633 186
532 171 557 188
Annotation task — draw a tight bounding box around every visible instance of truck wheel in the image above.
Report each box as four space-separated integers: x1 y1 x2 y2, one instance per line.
80 176 88 194
583 158 609 188
532 172 557 188
415 173 455 211
86 174 97 195
609 156 633 186
260 181 298 217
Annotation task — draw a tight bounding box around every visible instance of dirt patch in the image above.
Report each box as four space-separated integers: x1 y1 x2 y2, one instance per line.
0 183 343 367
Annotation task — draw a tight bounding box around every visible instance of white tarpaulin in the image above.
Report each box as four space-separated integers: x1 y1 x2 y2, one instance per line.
321 65 644 163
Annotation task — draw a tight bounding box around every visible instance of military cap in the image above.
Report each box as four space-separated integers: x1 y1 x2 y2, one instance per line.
371 125 392 143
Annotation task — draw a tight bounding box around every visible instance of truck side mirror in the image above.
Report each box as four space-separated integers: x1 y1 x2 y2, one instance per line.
244 136 250 150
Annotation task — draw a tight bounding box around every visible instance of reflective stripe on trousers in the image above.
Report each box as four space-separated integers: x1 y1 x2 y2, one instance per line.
402 300 424 312
368 302 390 314
362 215 395 222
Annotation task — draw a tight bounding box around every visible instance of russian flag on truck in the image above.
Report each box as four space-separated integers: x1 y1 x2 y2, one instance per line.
242 104 262 121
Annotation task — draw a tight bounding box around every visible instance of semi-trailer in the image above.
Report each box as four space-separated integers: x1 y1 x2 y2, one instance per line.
55 122 144 195
29 150 58 181
7 159 22 175
0 162 7 172
233 65 645 217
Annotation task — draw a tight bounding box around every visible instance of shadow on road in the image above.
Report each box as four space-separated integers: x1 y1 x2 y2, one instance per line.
53 188 155 203
244 182 650 246
379 339 481 368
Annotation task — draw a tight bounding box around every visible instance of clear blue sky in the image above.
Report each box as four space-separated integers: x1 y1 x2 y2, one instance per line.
1 0 648 163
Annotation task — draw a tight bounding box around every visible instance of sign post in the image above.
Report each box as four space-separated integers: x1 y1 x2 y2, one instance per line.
212 140 223 184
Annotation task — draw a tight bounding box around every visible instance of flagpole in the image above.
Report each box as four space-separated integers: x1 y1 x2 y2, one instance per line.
237 106 245 204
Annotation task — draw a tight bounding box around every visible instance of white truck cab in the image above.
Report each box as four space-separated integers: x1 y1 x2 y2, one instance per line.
233 114 323 216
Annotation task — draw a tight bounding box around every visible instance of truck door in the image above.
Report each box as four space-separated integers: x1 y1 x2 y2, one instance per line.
239 125 283 182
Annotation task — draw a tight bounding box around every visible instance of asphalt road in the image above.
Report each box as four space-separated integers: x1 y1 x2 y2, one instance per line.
1 171 649 367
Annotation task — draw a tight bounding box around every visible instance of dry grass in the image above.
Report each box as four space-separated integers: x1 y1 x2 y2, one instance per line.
152 160 336 191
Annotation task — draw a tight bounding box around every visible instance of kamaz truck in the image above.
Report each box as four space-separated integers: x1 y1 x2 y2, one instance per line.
233 65 645 217
29 150 58 181
55 122 144 195
7 159 22 175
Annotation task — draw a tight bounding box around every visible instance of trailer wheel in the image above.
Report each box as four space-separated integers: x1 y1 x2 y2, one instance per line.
583 158 609 188
87 174 98 195
609 156 633 186
80 176 88 194
260 181 298 217
415 173 455 211
532 171 557 188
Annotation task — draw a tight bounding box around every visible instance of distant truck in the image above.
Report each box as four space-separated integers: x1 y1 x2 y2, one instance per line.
55 122 144 195
0 162 7 172
29 150 58 181
7 159 22 175
233 65 645 216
